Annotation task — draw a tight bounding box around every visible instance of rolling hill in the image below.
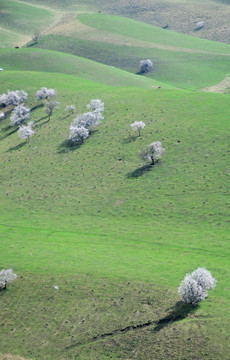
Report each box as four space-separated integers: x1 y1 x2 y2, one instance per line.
0 69 229 359
31 13 230 90
0 1 229 360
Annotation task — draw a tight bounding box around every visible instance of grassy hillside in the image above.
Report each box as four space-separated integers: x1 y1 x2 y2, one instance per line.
0 0 54 47
20 0 230 43
0 70 229 359
0 49 173 89
32 13 230 90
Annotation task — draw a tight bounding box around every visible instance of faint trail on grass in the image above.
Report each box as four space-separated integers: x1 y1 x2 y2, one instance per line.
202 76 230 93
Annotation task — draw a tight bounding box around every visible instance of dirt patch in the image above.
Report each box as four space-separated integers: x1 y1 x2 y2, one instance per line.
0 354 31 360
202 76 230 93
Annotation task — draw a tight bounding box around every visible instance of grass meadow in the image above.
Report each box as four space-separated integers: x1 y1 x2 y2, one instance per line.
0 69 229 359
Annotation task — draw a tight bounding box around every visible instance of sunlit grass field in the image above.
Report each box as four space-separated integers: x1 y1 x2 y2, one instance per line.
0 70 229 359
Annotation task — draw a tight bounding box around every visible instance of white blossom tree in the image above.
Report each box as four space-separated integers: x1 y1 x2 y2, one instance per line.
72 112 102 131
68 125 89 144
140 141 165 166
178 274 207 305
178 268 216 305
87 99 104 113
10 104 30 126
131 121 145 136
0 112 4 119
65 105 76 114
0 90 28 107
191 268 216 290
36 87 56 101
18 121 35 140
44 100 59 120
0 269 17 291
139 59 153 73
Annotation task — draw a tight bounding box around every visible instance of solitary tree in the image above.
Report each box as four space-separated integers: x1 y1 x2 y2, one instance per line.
68 125 89 144
139 59 153 74
44 100 59 120
0 90 28 107
140 141 165 166
33 30 40 44
65 105 76 114
131 121 146 137
10 104 30 126
178 268 216 305
36 87 56 101
18 121 35 140
178 274 207 305
0 269 17 291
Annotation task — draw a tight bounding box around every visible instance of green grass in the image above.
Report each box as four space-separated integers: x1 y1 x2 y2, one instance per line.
78 13 230 54
0 48 174 89
0 70 229 359
0 0 53 38
33 33 230 90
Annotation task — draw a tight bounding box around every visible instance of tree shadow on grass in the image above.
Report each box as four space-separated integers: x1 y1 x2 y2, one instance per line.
57 129 99 154
57 140 82 154
122 135 138 144
6 141 27 152
31 103 43 112
0 127 18 141
34 117 49 129
126 164 153 178
153 301 198 333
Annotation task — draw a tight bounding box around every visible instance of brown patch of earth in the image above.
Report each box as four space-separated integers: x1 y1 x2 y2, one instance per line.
0 355 31 360
202 76 230 93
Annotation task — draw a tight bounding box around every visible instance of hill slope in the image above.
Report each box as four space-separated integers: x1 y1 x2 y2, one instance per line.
0 70 229 359
0 49 173 88
32 13 230 90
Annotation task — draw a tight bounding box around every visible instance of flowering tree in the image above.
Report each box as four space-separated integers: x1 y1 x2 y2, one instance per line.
131 121 145 136
0 269 17 291
139 59 153 73
68 125 89 144
10 104 30 126
0 112 4 119
65 105 76 114
18 122 35 140
178 274 207 305
44 101 59 120
87 99 104 113
140 141 165 166
0 90 28 107
178 268 216 305
36 87 56 101
191 268 216 290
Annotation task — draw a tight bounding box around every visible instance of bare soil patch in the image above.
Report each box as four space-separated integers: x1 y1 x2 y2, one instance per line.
202 76 230 92
0 355 31 360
